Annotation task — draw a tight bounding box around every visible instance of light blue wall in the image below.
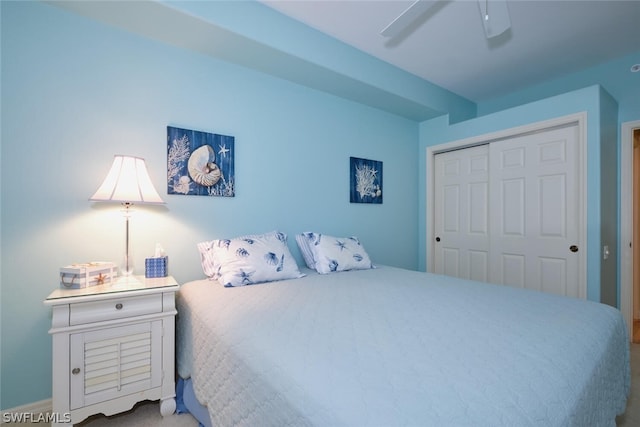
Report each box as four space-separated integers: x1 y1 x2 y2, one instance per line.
50 0 476 123
418 85 618 304
162 0 477 123
478 50 640 122
0 1 418 409
1 0 636 411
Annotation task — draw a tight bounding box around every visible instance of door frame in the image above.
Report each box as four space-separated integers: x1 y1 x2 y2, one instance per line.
426 112 587 296
620 119 640 339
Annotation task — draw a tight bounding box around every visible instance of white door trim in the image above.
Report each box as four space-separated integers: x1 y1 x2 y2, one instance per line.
620 119 640 339
426 113 587 297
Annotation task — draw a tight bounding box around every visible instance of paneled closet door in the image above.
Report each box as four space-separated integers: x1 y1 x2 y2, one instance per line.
434 124 581 298
489 125 580 297
434 144 490 282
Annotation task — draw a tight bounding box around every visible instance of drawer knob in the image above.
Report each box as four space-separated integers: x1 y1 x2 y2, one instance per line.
72 368 80 375
115 303 123 310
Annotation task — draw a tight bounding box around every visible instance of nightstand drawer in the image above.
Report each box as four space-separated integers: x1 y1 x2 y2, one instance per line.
70 294 162 325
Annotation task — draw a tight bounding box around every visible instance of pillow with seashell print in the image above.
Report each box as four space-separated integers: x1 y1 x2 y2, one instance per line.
197 231 304 287
296 232 374 274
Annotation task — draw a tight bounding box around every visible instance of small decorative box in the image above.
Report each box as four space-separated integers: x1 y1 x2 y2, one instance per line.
145 256 168 278
60 262 115 289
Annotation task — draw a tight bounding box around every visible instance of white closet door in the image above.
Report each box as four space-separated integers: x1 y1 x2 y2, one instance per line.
433 124 581 298
489 125 580 297
434 145 490 281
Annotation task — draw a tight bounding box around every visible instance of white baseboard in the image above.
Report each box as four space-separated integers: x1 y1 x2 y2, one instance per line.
1 398 52 418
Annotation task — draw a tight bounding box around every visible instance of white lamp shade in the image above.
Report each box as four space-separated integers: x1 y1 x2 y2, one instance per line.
90 155 165 204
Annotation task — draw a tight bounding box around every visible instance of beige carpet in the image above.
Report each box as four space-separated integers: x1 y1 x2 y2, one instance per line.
75 401 198 427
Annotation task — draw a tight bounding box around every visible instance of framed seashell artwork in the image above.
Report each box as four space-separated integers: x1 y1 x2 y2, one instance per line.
167 126 235 197
350 157 382 204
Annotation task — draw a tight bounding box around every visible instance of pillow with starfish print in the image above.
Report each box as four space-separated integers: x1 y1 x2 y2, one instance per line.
201 231 304 287
304 233 374 274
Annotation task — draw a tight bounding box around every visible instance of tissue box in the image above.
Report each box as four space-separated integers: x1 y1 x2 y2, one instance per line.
60 262 115 289
145 256 168 278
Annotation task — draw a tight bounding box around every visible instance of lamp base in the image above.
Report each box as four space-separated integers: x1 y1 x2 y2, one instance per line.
121 253 134 276
121 202 134 276
111 275 143 289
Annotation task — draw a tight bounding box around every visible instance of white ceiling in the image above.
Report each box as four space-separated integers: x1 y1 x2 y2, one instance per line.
261 0 640 102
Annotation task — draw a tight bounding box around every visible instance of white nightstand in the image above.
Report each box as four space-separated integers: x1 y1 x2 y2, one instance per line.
44 275 179 426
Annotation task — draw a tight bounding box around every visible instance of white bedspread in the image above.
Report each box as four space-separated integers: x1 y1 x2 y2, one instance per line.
176 266 630 426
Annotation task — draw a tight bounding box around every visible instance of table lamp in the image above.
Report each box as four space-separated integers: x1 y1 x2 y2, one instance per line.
90 155 165 276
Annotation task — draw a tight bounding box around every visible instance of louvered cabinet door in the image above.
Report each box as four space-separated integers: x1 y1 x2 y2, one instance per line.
69 320 162 409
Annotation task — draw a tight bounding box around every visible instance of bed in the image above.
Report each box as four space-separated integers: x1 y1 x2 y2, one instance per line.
175 230 629 426
176 263 630 426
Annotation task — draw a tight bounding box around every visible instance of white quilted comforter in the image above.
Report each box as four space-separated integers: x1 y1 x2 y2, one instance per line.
176 266 630 426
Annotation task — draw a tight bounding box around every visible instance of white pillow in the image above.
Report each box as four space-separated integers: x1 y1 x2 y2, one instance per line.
197 239 221 279
304 232 374 274
198 231 304 286
295 232 317 270
198 230 285 279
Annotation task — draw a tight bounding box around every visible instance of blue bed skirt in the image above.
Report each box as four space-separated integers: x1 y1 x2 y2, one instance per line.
176 377 212 427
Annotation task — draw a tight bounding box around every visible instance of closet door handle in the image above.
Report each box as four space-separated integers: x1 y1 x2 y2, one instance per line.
436 237 441 242
569 245 578 253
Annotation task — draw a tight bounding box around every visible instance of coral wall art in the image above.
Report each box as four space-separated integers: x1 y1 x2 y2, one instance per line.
350 157 382 204
167 126 235 197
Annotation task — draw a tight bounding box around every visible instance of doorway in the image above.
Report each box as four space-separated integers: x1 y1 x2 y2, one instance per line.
633 128 640 342
621 120 640 342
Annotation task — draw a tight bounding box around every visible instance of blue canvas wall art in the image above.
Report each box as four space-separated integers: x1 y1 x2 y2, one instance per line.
167 126 235 197
350 157 382 204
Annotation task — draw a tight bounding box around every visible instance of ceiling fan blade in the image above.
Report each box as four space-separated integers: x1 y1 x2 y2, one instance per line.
477 0 511 39
380 0 438 38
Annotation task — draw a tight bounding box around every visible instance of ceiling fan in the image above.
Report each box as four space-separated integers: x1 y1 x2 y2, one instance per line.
381 0 511 40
